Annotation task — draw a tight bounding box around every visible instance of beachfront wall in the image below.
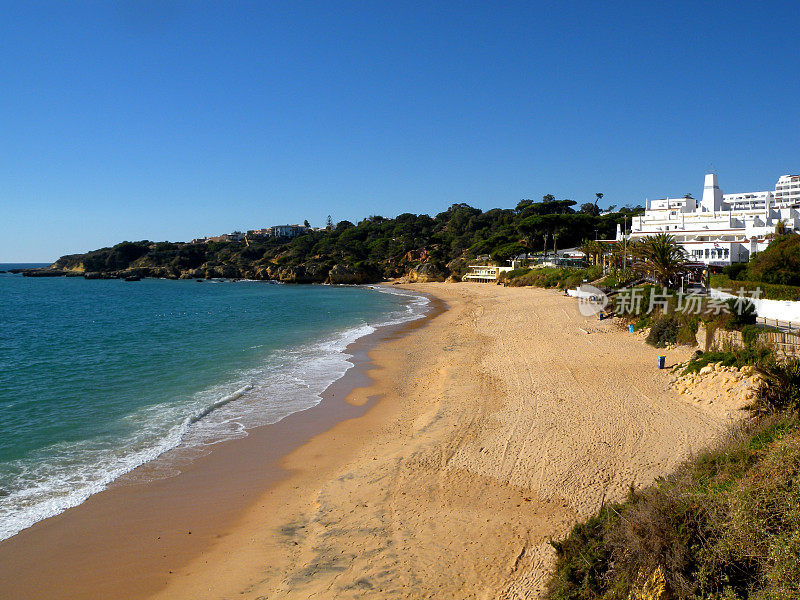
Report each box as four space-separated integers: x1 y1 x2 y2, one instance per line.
699 325 800 358
567 288 597 299
711 288 800 324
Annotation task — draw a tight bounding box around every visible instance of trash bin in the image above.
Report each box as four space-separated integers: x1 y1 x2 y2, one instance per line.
628 325 634 333
658 356 666 369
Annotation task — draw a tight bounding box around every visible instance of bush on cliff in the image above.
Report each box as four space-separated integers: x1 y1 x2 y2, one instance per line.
752 358 800 416
725 298 757 328
680 347 775 376
545 415 800 600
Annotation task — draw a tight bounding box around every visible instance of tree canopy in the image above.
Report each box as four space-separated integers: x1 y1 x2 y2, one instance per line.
52 196 644 281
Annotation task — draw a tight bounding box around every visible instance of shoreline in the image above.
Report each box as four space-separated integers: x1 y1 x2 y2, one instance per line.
0 287 444 600
144 283 728 599
1 283 732 600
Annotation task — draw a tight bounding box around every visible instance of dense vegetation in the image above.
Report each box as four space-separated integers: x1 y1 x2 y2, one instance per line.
44 199 642 282
728 234 800 287
713 234 800 300
501 265 604 289
712 273 800 302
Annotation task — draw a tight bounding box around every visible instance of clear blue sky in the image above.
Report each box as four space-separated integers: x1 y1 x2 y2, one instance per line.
2 1 799 261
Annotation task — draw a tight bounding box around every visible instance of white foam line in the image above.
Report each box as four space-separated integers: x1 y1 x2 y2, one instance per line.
0 286 429 542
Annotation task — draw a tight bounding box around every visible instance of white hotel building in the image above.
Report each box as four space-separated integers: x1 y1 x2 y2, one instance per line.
617 173 800 266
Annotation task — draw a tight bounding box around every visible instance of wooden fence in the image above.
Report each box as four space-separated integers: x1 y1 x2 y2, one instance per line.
702 327 800 358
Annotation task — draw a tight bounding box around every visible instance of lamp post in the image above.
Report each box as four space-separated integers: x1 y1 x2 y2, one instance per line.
622 215 627 275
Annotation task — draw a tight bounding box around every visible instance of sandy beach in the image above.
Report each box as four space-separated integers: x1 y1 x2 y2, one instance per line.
150 283 727 599
1 283 731 599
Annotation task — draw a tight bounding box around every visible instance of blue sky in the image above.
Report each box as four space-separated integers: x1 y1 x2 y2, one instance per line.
2 1 799 261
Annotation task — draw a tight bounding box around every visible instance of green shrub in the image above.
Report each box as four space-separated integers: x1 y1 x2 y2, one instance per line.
740 324 763 348
722 262 748 280
646 314 680 347
547 505 618 599
503 267 532 280
676 320 699 346
712 274 800 301
634 315 652 331
752 359 800 416
681 347 775 375
599 269 635 289
725 297 757 328
504 265 603 290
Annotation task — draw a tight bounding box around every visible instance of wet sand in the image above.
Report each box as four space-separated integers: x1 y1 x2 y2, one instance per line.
0 292 443 600
1 284 729 599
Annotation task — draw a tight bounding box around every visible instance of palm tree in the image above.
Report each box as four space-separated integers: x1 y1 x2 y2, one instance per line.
609 238 639 281
633 233 687 288
579 239 606 266
579 239 594 265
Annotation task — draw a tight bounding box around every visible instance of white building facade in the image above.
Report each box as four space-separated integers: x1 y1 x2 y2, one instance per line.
268 224 309 238
618 173 800 266
462 264 513 283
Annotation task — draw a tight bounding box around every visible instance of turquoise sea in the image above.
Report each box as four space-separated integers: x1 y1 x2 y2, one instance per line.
0 265 428 541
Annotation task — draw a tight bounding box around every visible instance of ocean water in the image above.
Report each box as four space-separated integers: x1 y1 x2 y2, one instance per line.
0 265 428 541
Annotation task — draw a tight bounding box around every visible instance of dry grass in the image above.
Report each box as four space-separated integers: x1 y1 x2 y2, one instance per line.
545 415 800 600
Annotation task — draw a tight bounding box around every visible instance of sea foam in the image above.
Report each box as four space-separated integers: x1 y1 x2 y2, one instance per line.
0 284 429 541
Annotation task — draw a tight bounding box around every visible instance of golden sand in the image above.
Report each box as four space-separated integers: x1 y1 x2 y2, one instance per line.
146 283 727 599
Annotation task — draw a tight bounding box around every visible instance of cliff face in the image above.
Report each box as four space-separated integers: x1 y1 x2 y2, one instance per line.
407 262 448 283
37 238 456 283
41 247 391 283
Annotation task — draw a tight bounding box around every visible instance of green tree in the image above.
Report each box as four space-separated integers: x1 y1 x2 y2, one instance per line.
774 219 789 236
633 233 687 288
579 239 605 266
515 199 533 214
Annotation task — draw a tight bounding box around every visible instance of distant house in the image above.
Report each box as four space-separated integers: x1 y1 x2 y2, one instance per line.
246 228 271 239
268 224 309 238
621 172 800 266
205 231 245 243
